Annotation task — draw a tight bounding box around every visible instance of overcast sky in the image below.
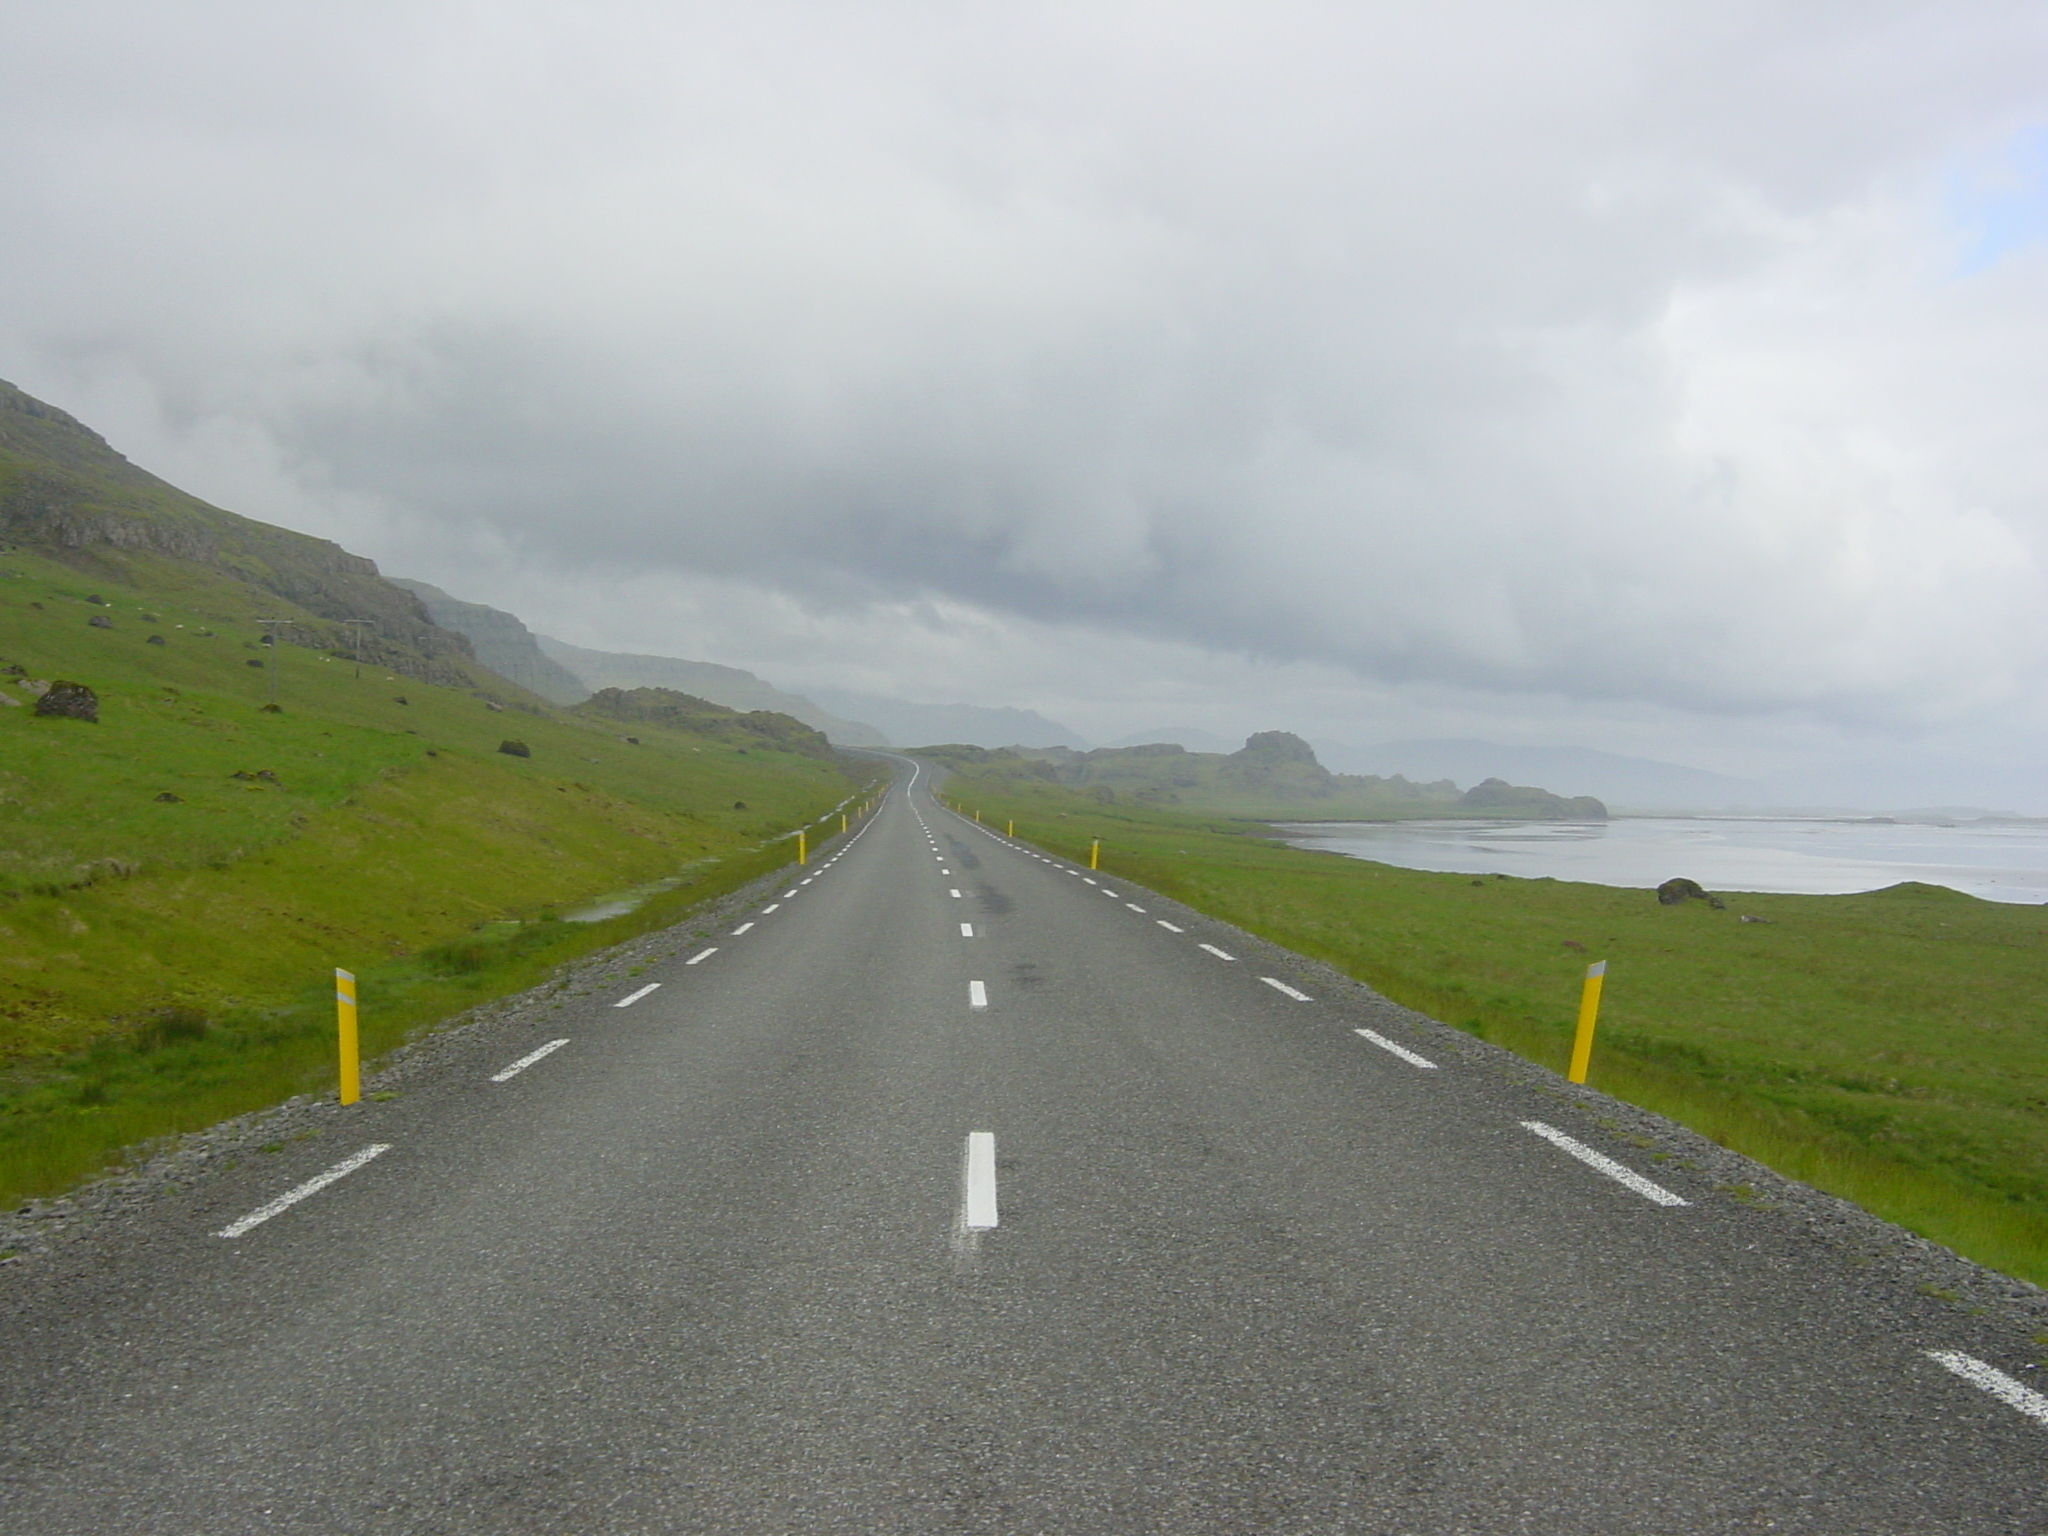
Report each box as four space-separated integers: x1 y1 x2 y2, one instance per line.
6 2 2048 805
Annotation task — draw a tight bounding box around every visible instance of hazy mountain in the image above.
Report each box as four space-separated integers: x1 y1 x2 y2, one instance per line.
536 636 886 746
1102 725 1242 753
390 579 589 703
801 687 1087 750
1318 737 1768 810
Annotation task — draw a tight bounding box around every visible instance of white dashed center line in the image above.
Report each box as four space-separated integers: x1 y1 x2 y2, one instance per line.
614 982 661 1008
1157 919 1184 933
969 980 989 1011
782 889 799 898
216 1145 390 1239
731 922 754 935
491 1038 569 1082
962 1131 999 1229
1260 977 1313 1002
1082 877 1098 885
960 922 974 937
1198 943 1236 961
1352 1027 1437 1067
1521 1121 1689 1206
1927 1351 2048 1426
761 903 780 914
1125 903 1147 912
950 888 963 899
685 947 718 965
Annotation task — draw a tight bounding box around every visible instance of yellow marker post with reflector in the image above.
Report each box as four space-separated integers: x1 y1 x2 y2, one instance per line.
1007 819 1014 836
798 829 807 865
842 813 848 832
336 968 360 1106
1567 960 1606 1084
1090 839 1100 870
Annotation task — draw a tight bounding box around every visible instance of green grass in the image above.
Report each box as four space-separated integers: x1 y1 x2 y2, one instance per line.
941 775 2048 1285
0 545 879 1203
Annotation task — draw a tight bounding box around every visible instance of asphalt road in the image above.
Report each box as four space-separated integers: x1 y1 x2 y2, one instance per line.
3 756 2046 1533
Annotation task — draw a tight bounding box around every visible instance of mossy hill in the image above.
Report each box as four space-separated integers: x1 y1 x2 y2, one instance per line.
0 378 873 1203
915 731 1606 820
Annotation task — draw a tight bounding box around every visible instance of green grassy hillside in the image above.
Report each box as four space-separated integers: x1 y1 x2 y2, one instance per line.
939 769 2048 1286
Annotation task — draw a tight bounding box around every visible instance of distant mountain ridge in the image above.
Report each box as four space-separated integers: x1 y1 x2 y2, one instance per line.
390 579 589 703
1320 737 1766 810
801 687 1086 751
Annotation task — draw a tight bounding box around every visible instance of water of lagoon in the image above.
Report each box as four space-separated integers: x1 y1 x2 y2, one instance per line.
1268 816 2048 904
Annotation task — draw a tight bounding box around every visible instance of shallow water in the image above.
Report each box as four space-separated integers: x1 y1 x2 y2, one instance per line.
1269 816 2048 903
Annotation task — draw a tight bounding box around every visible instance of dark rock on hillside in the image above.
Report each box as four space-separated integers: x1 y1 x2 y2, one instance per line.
145 633 165 645
34 680 98 722
497 739 531 758
575 686 835 759
1657 877 1709 905
87 614 111 629
1457 778 1607 820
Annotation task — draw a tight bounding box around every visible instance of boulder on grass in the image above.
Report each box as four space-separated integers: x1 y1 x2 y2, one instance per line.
498 739 531 758
1656 877 1708 905
36 680 99 722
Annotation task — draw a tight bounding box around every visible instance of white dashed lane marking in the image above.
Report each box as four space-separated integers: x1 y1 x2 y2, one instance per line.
1198 943 1236 961
1126 903 1147 912
950 889 963 899
1157 920 1184 933
491 1038 569 1082
216 1145 390 1239
1354 1028 1436 1068
1260 977 1312 1002
685 947 718 966
731 922 754 935
960 922 974 937
614 983 661 1008
1521 1121 1688 1206
969 980 989 1011
962 1131 998 1230
761 903 780 914
1927 1351 2048 1427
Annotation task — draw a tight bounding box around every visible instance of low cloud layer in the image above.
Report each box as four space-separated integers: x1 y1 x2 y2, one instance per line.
7 3 2048 801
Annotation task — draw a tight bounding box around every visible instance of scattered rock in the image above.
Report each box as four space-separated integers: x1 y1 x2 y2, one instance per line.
1657 877 1709 906
1708 896 1727 910
229 770 281 784
393 695 409 705
87 614 113 629
18 678 48 695
623 736 640 745
497 739 531 758
1740 913 1773 924
84 593 105 605
484 701 504 712
0 691 17 706
246 659 263 668
733 800 748 810
259 703 283 714
34 680 99 722
154 791 182 803
145 633 166 646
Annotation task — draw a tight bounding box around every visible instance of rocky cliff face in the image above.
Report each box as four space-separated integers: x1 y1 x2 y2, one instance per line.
390 579 589 704
0 379 476 686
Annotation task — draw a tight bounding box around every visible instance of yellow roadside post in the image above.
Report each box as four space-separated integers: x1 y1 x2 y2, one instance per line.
798 829 807 865
975 808 982 823
336 968 360 1106
841 813 848 833
1089 839 1100 870
1567 961 1607 1084
1007 819 1014 836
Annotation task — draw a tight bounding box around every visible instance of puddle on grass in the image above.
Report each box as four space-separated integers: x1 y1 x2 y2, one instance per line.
559 863 714 923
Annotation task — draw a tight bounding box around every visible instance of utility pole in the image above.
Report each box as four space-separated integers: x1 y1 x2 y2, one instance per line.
338 619 373 679
253 619 295 706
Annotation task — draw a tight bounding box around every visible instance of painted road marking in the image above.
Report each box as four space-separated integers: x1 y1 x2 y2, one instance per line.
492 1038 569 1082
1261 977 1313 1002
942 868 952 874
732 922 754 935
685 947 718 965
969 980 989 1011
1927 1351 2048 1427
960 922 974 937
1100 888 1119 897
783 889 799 898
950 888 963 898
1082 877 1098 885
1521 1122 1688 1206
1354 1028 1437 1068
217 1145 390 1238
1126 903 1147 912
1157 920 1184 933
963 1131 999 1229
615 983 661 1008
1198 943 1237 961
761 903 781 914
800 877 814 885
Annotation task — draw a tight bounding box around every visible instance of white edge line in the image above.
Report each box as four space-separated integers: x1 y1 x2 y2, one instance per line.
969 979 989 1011
1260 976 1313 1002
217 1144 390 1238
614 982 661 1008
963 1131 998 1229
685 947 718 965
1927 1351 2048 1426
1521 1121 1689 1206
491 1037 570 1082
1354 1027 1437 1068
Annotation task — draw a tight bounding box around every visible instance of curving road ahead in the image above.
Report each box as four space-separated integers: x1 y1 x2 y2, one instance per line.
2 756 2045 1532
